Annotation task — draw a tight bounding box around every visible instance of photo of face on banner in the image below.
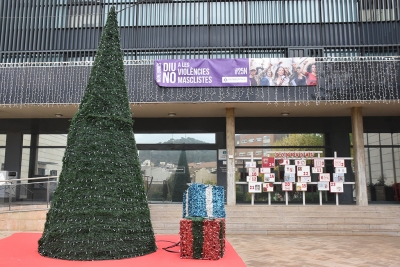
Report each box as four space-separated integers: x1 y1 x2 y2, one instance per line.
249 57 317 86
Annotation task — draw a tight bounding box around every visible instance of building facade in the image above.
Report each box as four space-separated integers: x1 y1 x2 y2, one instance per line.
1 0 400 205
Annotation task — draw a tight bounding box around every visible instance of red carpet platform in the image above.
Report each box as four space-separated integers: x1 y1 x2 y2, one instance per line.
0 233 246 267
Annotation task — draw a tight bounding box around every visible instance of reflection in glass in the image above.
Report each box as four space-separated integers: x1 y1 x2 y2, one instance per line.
135 133 215 144
0 134 6 146
139 150 217 202
0 148 5 171
38 134 68 146
36 148 65 176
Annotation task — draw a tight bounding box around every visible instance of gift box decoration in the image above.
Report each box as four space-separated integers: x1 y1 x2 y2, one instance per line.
182 183 225 218
180 217 226 260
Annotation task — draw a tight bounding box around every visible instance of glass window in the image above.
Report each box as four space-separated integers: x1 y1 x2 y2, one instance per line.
0 148 5 171
0 134 6 146
381 148 395 185
36 148 65 176
135 133 215 144
21 148 30 178
393 133 400 145
368 148 382 184
210 1 244 24
394 147 400 183
236 134 323 147
38 134 68 146
23 135 31 147
367 133 380 145
139 150 217 202
68 2 102 27
380 133 392 146
322 0 358 23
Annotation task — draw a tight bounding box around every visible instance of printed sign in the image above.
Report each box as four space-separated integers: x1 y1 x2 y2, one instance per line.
275 151 315 158
263 183 274 192
154 58 317 87
312 167 323 173
249 182 262 193
279 159 290 165
330 182 344 193
300 176 311 182
295 159 307 166
318 182 330 191
335 167 347 173
333 173 345 182
264 173 275 182
262 157 275 168
285 165 296 174
245 161 256 168
334 159 345 168
296 182 308 191
314 159 325 168
282 182 293 191
297 166 310 176
284 173 295 182
218 149 227 160
248 167 259 176
319 173 330 182
247 176 258 182
260 168 271 174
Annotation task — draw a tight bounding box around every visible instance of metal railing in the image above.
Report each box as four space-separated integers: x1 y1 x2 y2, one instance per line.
0 176 58 212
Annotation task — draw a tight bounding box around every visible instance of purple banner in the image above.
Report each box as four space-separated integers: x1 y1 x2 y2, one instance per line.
154 58 317 87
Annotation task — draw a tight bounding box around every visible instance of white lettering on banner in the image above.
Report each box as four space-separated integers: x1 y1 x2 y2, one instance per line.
163 71 176 83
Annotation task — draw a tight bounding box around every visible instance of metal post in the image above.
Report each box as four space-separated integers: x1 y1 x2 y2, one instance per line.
319 191 322 205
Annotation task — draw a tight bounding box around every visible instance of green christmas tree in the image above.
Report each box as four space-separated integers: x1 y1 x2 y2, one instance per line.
171 150 191 202
38 7 157 260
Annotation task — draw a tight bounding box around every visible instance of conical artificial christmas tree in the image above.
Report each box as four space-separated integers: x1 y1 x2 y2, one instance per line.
38 7 157 260
171 150 191 202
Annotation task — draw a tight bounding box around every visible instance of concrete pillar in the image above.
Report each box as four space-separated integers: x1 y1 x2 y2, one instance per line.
4 132 23 178
226 108 236 205
351 107 368 206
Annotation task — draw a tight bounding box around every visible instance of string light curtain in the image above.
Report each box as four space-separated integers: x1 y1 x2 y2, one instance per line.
1 57 399 106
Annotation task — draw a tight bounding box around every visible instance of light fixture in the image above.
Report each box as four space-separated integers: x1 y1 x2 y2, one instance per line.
55 113 63 117
168 112 176 117
281 112 289 116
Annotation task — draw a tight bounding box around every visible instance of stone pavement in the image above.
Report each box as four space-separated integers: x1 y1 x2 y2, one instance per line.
1 232 399 266
227 234 400 267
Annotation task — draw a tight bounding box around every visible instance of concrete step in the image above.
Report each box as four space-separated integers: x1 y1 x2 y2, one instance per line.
1 204 399 236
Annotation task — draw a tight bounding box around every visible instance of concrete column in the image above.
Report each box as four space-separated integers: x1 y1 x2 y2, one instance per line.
4 132 23 178
226 108 236 205
351 107 368 206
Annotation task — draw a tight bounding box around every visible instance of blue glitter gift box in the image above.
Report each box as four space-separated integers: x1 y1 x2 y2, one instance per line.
182 183 225 218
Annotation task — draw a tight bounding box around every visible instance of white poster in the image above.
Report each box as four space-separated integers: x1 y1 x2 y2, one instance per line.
262 183 274 192
296 182 308 191
260 168 271 174
300 176 311 182
297 166 310 176
284 173 295 182
314 158 325 168
248 167 259 176
335 167 347 173
247 176 258 182
263 173 275 182
312 167 323 173
319 173 330 182
330 182 344 193
285 165 296 174
249 182 262 193
282 182 293 191
333 173 345 182
245 161 256 168
295 159 307 166
318 182 330 191
333 159 345 168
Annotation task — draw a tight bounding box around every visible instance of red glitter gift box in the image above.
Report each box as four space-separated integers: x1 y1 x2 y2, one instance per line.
179 217 225 260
